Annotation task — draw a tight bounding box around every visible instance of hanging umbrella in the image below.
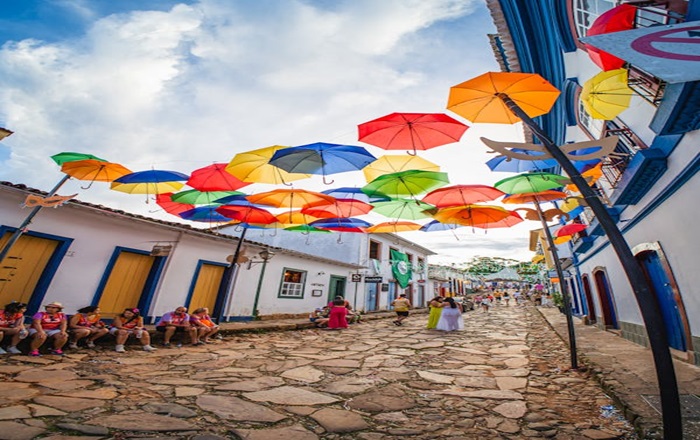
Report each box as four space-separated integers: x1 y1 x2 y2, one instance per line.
284 225 332 234
554 235 574 245
555 223 587 237
51 152 107 166
275 210 320 226
111 170 189 197
156 193 195 216
560 197 585 219
430 205 513 227
566 163 604 191
179 206 231 223
171 189 243 205
580 68 633 120
366 221 423 233
419 220 465 232
421 184 504 207
480 211 524 229
215 205 277 225
301 198 374 219
486 149 558 173
357 112 468 155
309 217 372 233
501 190 568 205
212 194 266 207
584 4 637 71
494 172 569 195
61 159 132 189
246 189 336 210
363 155 440 182
226 145 311 185
447 72 560 124
187 163 251 191
269 142 376 184
321 187 390 203
362 170 449 199
371 198 434 220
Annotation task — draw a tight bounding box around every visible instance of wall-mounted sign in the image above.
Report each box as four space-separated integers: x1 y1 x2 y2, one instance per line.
364 276 383 283
351 274 362 282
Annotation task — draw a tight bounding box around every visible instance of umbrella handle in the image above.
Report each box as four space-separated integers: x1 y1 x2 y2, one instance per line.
323 175 335 185
336 234 343 244
80 176 98 190
406 148 417 156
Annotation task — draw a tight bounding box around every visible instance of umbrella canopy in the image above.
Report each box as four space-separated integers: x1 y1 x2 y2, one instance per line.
358 112 468 155
156 193 195 216
171 189 243 205
321 187 390 203
111 170 189 195
371 198 434 220
226 145 311 185
501 190 568 205
51 152 107 166
421 184 504 207
179 206 231 223
301 199 374 219
61 159 132 188
362 170 450 199
275 210 320 226
494 172 569 195
269 143 376 184
447 72 560 124
187 163 251 191
419 220 465 232
555 223 587 237
554 235 573 245
246 189 336 209
363 155 440 183
580 68 633 120
284 225 332 234
566 163 604 191
215 205 277 224
584 4 637 71
480 211 524 229
366 221 423 233
486 149 558 173
309 217 372 233
430 205 512 227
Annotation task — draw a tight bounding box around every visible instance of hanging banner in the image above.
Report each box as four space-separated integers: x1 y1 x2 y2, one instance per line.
390 249 412 288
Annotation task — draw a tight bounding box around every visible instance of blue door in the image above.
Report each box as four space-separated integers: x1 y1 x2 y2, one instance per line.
640 252 686 351
365 283 378 312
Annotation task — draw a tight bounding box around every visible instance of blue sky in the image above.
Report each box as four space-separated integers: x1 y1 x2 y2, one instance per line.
0 0 534 263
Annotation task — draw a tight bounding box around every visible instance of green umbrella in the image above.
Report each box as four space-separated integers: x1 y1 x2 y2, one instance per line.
494 172 569 195
51 152 108 166
362 170 449 199
284 225 332 233
371 198 435 220
171 189 243 205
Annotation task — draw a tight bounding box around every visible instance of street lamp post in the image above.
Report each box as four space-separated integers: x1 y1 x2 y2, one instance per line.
251 249 275 319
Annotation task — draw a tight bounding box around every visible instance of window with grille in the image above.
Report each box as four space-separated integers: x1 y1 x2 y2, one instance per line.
279 269 306 298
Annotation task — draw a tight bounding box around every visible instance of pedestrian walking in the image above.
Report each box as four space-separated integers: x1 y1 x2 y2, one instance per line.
426 296 444 329
503 291 510 306
28 302 68 356
0 302 28 354
391 294 411 326
110 308 157 352
435 297 463 331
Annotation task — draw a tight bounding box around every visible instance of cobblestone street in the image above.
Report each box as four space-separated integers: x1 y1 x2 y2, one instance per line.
0 305 637 440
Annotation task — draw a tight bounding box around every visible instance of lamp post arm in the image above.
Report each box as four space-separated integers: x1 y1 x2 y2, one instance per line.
497 92 681 439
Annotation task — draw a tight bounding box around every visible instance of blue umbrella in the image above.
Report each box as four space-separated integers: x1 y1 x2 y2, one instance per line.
179 205 231 223
419 220 464 232
568 146 602 172
309 217 372 232
113 170 189 184
269 142 376 184
213 194 267 207
486 149 558 173
321 187 390 203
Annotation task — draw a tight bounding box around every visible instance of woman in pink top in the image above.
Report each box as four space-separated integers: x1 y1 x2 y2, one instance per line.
326 298 349 329
28 302 68 356
0 302 28 354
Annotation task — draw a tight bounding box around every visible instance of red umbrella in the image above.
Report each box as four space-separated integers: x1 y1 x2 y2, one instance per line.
421 184 504 207
156 193 195 216
555 223 587 237
187 163 251 191
480 211 524 229
584 4 637 71
301 198 374 219
358 112 468 155
216 205 277 224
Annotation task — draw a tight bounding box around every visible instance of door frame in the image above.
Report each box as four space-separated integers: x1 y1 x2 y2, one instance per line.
592 267 618 329
185 259 228 319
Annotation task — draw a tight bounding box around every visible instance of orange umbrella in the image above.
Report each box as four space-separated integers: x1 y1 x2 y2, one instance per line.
61 159 132 189
431 205 512 227
301 199 373 219
566 163 604 191
275 210 319 226
501 190 568 204
479 211 524 229
366 221 422 233
447 72 560 124
246 189 336 209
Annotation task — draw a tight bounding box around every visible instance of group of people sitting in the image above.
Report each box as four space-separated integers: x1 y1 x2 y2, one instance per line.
0 301 221 356
308 296 361 329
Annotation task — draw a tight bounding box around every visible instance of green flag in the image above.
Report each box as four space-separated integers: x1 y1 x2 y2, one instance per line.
390 249 412 288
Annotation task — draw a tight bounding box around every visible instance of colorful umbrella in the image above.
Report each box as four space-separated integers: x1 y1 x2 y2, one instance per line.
362 170 449 199
421 184 504 207
309 217 372 233
246 189 336 210
555 223 587 237
111 170 189 197
51 152 107 166
215 205 277 224
61 159 132 189
357 112 468 155
494 172 569 195
580 68 633 120
156 193 195 216
284 225 332 234
584 4 637 71
419 220 465 232
363 155 440 183
566 163 604 191
301 199 374 219
479 211 524 229
486 149 558 173
179 206 231 223
269 142 376 184
171 189 243 205
554 235 573 245
275 210 320 226
371 198 434 220
226 145 311 185
447 72 560 124
501 190 568 205
321 187 390 203
187 163 251 191
366 221 423 233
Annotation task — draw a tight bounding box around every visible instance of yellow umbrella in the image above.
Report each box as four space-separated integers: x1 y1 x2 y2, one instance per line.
363 155 440 183
580 68 633 120
226 145 311 185
275 210 319 227
366 221 423 233
110 181 185 195
531 254 545 263
554 235 573 245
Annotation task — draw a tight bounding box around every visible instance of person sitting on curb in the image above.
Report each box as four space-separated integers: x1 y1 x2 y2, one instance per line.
0 302 29 354
190 307 220 344
110 308 157 352
155 306 198 347
309 306 330 328
28 302 68 356
68 305 109 349
391 294 411 326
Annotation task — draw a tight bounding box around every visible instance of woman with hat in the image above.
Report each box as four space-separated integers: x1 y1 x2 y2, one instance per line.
28 302 68 356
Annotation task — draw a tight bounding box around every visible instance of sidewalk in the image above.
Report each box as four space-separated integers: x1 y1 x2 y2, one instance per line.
537 306 700 439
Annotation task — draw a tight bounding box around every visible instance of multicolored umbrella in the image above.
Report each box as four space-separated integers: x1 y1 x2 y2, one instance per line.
358 112 468 155
171 189 243 205
363 155 440 183
111 170 189 197
362 170 449 199
371 198 434 220
269 142 376 184
51 152 107 166
156 193 195 216
366 221 423 233
61 159 132 189
226 145 311 185
580 68 633 120
419 220 464 232
421 184 504 207
321 187 390 203
187 163 251 191
494 172 569 195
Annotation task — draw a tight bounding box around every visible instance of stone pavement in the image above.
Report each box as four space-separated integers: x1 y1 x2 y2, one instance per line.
0 305 639 440
538 307 700 439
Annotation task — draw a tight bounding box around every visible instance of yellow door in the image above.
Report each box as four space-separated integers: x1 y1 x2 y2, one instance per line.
98 251 154 318
0 232 59 306
188 263 225 311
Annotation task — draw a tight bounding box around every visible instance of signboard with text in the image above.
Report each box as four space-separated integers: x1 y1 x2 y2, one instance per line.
364 276 383 283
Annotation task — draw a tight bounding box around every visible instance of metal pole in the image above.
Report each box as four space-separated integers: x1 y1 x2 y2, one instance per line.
498 93 681 439
251 258 269 319
0 175 71 265
533 199 578 369
352 276 359 311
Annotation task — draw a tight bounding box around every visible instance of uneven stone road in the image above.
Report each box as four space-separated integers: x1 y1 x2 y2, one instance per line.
0 305 637 439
